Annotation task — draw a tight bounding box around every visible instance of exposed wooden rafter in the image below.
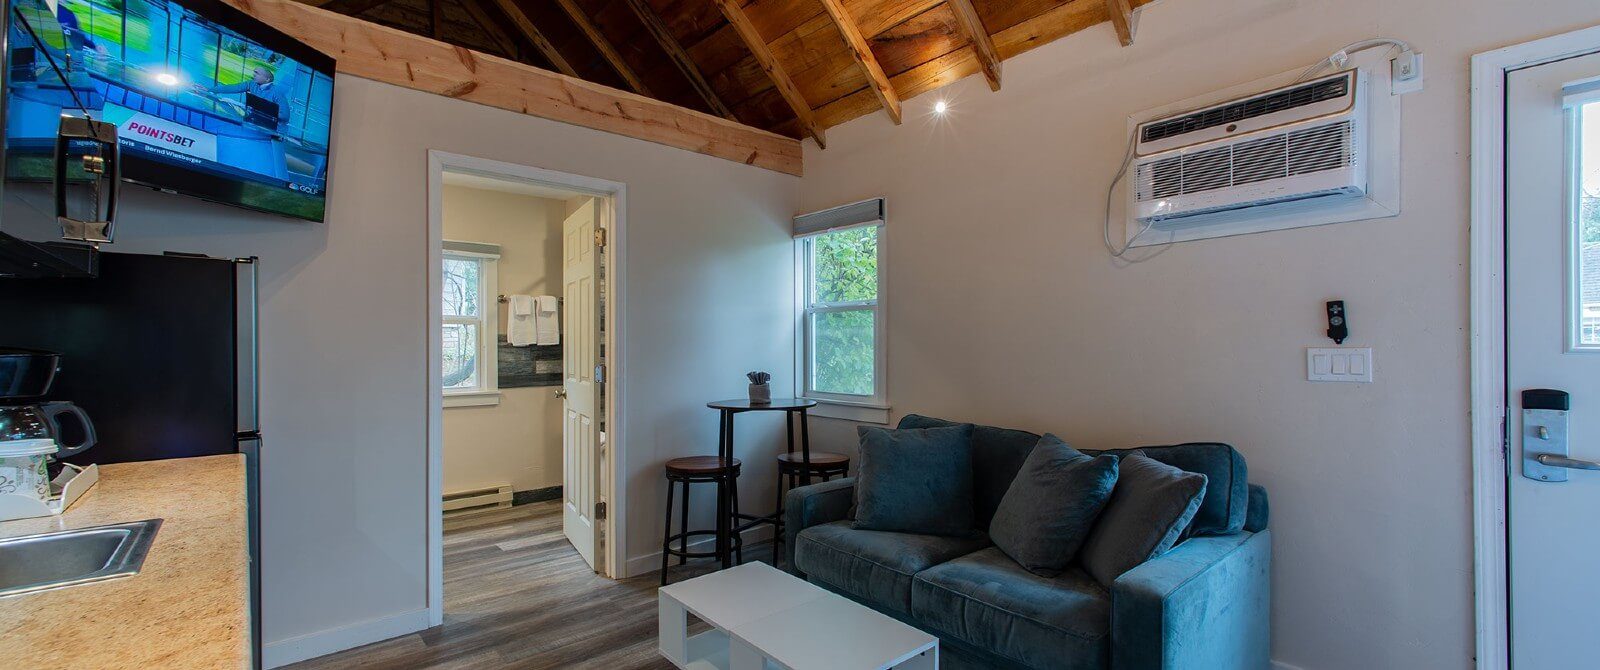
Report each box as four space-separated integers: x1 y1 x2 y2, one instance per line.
817 0 899 124
947 0 1001 91
621 0 737 121
1104 0 1138 46
222 0 803 174
317 0 391 14
554 0 652 96
710 0 826 148
487 0 581 77
428 0 443 38
457 0 522 58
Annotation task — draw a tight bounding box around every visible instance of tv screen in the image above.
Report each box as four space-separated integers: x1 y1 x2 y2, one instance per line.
5 0 335 221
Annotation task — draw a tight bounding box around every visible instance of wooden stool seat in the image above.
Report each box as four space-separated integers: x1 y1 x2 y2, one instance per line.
665 455 742 475
775 451 850 468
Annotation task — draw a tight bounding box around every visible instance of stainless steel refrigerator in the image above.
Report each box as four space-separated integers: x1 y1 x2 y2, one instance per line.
0 250 262 667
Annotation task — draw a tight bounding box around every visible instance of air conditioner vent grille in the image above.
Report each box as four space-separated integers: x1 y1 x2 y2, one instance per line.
1139 75 1350 143
1135 120 1354 203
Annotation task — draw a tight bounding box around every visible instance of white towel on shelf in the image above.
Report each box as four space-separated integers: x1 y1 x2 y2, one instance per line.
534 295 560 346
507 295 537 347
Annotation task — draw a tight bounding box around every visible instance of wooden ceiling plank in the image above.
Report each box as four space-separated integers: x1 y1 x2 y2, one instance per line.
219 0 803 174
1103 0 1136 46
486 0 581 77
622 0 739 121
457 0 523 58
946 0 999 91
319 0 395 15
710 0 826 147
429 0 444 37
554 0 653 96
815 0 898 123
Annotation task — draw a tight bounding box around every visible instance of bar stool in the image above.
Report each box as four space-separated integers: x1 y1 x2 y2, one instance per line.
771 427 849 565
659 455 742 586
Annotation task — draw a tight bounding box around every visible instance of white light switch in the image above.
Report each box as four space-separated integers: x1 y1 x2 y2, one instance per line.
1307 347 1373 383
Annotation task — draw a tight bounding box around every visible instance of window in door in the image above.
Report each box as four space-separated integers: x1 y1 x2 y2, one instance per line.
1568 87 1600 349
443 242 499 406
795 199 887 420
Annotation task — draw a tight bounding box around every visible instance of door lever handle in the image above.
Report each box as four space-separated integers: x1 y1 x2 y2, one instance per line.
1535 454 1600 471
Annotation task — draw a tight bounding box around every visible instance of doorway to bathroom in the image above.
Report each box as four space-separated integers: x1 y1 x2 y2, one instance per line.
424 152 626 628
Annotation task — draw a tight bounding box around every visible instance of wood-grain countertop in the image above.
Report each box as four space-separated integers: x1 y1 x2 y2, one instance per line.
0 454 251 668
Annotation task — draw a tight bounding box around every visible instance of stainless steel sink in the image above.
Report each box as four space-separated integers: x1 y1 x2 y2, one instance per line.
0 519 162 598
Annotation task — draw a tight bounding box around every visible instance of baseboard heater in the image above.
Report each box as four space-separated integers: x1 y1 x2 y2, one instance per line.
442 484 513 516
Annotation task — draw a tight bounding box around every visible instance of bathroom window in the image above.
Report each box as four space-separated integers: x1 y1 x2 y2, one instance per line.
795 199 888 422
443 242 499 406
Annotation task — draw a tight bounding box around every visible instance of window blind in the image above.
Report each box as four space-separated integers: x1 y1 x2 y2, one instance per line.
793 198 885 238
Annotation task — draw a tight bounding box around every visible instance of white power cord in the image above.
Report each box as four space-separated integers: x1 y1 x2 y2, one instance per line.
1101 37 1420 261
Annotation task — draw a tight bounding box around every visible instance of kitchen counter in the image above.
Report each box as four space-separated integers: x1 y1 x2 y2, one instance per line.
0 454 251 668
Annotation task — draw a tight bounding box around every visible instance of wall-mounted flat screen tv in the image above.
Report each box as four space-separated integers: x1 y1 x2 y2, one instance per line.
5 0 335 221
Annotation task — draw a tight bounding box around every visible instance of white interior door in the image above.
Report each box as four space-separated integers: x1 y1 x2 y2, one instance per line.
562 197 602 570
1507 50 1600 668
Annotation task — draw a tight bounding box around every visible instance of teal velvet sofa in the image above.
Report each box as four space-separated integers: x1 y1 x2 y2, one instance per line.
783 415 1271 670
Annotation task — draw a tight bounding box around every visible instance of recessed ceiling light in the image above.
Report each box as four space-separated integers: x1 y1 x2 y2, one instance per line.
933 100 949 115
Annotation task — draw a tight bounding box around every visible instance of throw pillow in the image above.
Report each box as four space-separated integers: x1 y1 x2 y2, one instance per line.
1079 451 1208 586
988 434 1120 576
853 424 976 536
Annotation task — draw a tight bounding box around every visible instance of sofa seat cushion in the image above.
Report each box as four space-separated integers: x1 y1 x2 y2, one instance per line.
911 547 1111 670
794 520 991 617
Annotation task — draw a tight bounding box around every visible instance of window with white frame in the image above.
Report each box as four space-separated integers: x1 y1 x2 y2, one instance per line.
796 199 887 419
443 241 499 405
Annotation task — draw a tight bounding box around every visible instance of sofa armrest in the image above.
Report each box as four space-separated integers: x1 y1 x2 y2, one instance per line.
1244 484 1269 532
1111 530 1271 670
783 477 855 576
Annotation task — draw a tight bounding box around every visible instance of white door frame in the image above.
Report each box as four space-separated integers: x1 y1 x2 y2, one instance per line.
1470 23 1600 670
425 150 629 626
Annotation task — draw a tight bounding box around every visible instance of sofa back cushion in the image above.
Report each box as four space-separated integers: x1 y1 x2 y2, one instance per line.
854 424 977 535
1090 443 1248 536
897 414 1038 530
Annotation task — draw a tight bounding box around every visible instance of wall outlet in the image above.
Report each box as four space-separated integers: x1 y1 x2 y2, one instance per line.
1307 347 1373 383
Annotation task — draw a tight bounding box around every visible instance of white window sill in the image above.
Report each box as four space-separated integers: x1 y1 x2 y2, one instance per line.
444 391 502 408
807 398 890 424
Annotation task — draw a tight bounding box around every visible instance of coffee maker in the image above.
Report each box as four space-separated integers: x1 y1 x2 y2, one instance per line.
0 347 97 459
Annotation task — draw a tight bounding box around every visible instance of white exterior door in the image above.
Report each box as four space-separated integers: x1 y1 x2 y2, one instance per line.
562 197 602 570
1507 50 1600 668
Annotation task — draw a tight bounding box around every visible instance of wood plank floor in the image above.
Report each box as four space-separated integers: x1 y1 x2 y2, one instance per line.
286 500 774 669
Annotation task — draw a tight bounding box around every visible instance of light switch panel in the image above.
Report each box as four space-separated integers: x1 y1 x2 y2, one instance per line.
1307 347 1373 383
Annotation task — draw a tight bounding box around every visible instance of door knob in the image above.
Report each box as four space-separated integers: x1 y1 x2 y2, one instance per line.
1535 454 1600 471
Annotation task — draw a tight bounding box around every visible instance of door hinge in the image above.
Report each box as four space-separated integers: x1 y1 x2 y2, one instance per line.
595 501 607 520
594 228 607 248
595 364 606 384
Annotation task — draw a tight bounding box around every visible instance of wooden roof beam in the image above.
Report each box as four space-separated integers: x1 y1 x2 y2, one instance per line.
318 0 394 15
486 0 581 77
710 0 826 148
457 0 525 60
1104 0 1138 46
554 0 653 96
947 0 1000 91
622 0 738 121
818 0 900 124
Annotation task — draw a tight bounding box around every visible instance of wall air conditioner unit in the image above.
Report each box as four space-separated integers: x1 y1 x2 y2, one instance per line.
1131 70 1368 228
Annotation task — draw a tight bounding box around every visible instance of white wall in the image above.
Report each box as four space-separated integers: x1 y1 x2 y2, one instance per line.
797 2 1599 668
441 185 565 495
4 75 796 663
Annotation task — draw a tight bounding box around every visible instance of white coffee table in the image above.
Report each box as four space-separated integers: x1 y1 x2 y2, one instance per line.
659 562 938 670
